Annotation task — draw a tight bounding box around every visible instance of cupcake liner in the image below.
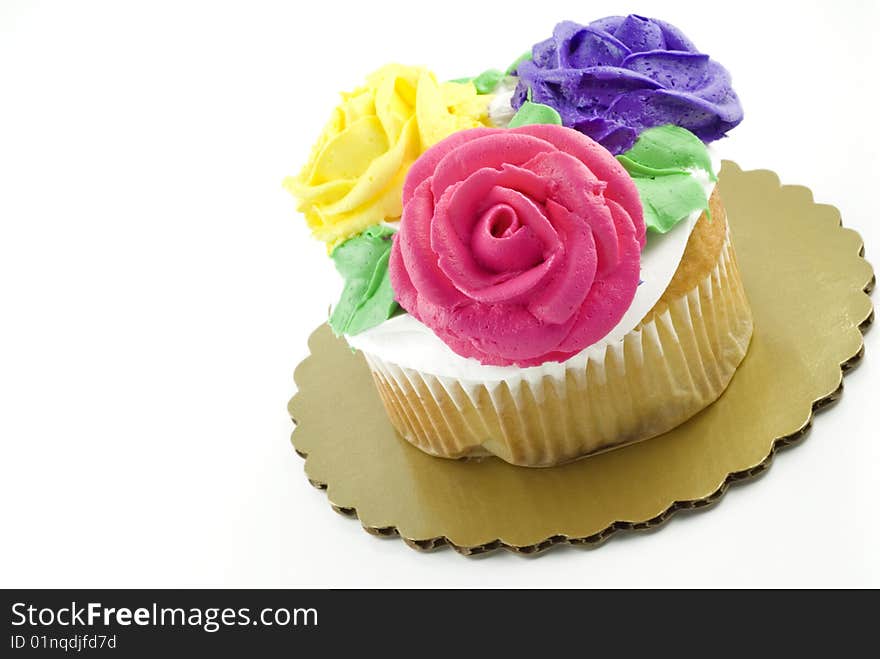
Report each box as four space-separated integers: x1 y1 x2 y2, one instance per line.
363 229 753 467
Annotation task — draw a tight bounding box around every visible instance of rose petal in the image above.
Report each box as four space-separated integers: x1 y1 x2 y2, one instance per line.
471 205 545 273
437 164 550 245
519 149 620 275
481 184 558 247
526 199 597 325
650 17 699 52
622 51 710 92
609 14 667 52
401 127 500 206
607 85 742 142
555 23 630 68
430 132 558 200
532 36 559 68
447 301 577 364
512 124 645 247
393 180 467 320
571 116 638 155
589 15 698 52
525 65 662 110
388 232 416 311
555 197 641 353
432 182 561 305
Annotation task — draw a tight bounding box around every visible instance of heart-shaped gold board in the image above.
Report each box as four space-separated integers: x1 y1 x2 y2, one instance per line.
289 162 874 555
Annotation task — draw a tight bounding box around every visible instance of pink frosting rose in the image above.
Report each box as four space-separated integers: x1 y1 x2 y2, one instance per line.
388 124 645 367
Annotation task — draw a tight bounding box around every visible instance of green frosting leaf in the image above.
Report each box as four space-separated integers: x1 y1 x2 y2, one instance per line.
507 100 562 128
617 125 715 235
505 50 532 75
631 175 710 233
450 50 531 93
450 69 505 94
615 156 684 179
472 69 505 94
328 225 400 336
622 125 715 181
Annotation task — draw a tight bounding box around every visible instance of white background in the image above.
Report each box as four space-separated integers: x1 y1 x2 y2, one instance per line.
1 0 877 588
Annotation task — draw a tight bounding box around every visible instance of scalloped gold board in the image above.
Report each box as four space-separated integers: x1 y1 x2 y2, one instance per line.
289 162 874 555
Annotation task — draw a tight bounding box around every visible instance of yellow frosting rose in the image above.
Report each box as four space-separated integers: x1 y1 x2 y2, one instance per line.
284 64 491 249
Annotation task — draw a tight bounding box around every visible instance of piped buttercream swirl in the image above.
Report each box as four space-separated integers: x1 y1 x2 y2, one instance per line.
389 124 644 367
512 15 743 154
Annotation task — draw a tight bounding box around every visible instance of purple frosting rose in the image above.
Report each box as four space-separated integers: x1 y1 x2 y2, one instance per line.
512 15 743 154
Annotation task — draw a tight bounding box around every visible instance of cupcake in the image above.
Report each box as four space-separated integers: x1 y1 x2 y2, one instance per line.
287 16 752 467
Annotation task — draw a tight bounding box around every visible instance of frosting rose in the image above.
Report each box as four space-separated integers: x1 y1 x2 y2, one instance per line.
388 124 644 367
512 15 743 155
284 64 490 248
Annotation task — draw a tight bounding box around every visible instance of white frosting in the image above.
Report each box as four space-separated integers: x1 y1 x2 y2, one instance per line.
488 80 518 128
345 148 721 384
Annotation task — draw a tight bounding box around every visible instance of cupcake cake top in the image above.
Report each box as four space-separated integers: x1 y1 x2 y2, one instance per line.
285 15 740 373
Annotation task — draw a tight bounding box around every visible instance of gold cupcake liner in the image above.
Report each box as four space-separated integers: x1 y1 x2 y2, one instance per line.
363 230 754 467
